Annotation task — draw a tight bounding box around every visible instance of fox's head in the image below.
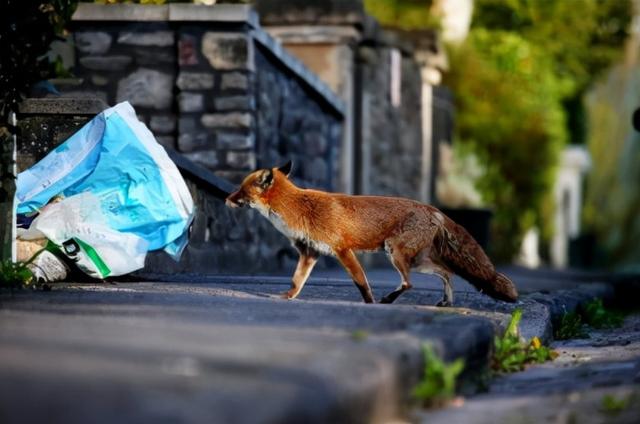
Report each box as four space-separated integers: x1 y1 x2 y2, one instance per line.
225 161 292 208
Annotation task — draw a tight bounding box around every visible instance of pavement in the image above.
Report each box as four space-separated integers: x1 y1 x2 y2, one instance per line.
418 313 640 424
0 265 632 423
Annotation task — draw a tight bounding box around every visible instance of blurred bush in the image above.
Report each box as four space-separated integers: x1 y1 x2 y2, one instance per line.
583 55 640 270
444 29 566 261
445 0 631 262
364 0 440 30
86 1 192 4
0 0 78 119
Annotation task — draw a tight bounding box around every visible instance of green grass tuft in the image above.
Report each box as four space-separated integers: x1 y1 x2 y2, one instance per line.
554 311 589 340
583 298 624 329
555 298 625 340
413 344 465 408
0 259 34 289
600 394 631 415
350 329 369 342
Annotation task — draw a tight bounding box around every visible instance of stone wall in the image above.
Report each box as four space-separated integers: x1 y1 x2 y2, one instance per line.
173 25 257 181
57 3 345 274
258 1 429 203
358 44 423 200
68 4 343 190
254 45 340 189
16 98 109 172
69 24 177 148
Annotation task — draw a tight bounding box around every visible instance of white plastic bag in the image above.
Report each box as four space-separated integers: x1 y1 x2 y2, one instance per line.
25 192 148 278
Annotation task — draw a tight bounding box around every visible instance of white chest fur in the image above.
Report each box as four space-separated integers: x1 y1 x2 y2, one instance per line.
251 201 333 256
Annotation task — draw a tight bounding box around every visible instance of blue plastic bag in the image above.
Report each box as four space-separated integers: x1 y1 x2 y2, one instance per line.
16 102 194 277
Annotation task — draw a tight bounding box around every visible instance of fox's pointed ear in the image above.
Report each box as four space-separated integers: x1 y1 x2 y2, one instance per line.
257 169 274 188
277 160 292 177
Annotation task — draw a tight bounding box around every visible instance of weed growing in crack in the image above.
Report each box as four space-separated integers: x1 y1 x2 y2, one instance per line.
555 311 589 340
0 259 34 289
413 344 465 408
583 299 624 329
600 393 633 415
555 298 625 340
350 329 369 342
492 309 558 373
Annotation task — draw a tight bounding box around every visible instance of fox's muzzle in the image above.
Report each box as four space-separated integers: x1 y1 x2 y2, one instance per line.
225 191 246 208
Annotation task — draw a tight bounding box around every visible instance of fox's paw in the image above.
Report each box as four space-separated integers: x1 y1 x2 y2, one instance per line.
379 296 394 304
280 290 297 300
435 299 453 307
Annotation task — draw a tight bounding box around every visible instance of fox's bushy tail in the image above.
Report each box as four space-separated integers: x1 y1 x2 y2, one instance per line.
484 272 518 302
436 222 518 302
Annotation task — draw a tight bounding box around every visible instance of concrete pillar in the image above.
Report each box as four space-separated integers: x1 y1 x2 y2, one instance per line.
418 63 443 204
265 26 360 194
420 81 433 204
551 146 591 268
0 112 17 262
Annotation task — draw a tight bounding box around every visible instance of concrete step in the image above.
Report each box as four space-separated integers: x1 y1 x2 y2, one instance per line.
0 284 496 424
418 313 640 423
0 267 621 423
133 268 617 343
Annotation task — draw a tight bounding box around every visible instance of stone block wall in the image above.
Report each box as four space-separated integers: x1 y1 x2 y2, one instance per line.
253 46 341 189
68 5 343 189
358 45 423 200
173 26 257 180
16 98 110 172
258 1 428 203
71 24 177 148
61 4 345 274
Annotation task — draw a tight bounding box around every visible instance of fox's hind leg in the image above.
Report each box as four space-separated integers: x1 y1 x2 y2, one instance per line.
380 240 413 304
414 253 454 306
435 272 454 307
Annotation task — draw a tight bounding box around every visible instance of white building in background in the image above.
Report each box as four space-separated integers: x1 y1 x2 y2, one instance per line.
433 0 474 44
517 146 591 269
551 146 591 268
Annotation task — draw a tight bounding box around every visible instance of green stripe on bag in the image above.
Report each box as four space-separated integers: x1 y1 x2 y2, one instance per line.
74 238 111 278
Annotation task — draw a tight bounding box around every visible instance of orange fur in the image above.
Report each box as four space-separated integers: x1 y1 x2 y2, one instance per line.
226 164 518 305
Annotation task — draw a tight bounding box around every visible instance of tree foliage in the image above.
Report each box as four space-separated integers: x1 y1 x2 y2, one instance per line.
0 0 77 122
583 62 640 269
0 0 77 260
472 0 631 100
444 0 630 261
472 0 631 145
364 0 438 30
445 29 566 259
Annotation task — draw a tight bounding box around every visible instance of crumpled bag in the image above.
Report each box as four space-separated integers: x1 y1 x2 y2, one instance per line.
16 101 194 278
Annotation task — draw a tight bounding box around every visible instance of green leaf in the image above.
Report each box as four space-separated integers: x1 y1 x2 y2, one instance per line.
412 344 465 408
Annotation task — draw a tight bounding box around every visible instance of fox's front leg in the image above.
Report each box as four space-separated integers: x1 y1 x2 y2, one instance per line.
282 242 319 300
336 249 375 303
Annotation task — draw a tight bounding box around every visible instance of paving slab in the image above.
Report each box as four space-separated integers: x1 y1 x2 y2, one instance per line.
0 282 496 424
136 266 616 342
417 385 640 424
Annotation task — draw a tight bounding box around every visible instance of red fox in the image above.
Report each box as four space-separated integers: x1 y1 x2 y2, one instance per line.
225 162 518 306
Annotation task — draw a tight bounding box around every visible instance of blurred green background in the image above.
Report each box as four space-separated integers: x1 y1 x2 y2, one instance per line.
366 0 637 268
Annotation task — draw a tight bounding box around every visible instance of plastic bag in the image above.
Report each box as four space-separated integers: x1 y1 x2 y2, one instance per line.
16 102 194 278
